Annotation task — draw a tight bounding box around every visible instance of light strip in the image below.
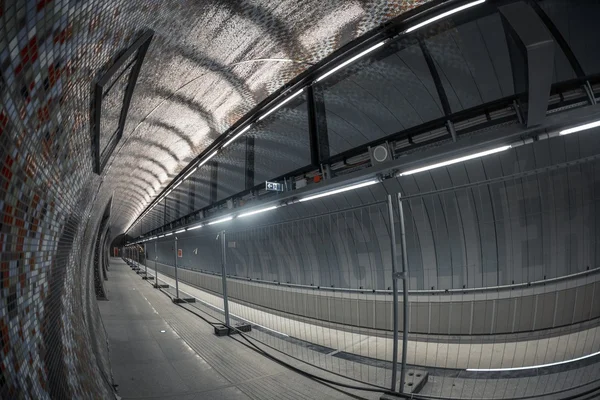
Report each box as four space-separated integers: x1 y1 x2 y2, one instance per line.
398 145 511 176
406 0 486 33
316 41 385 82
467 350 600 372
223 125 252 148
238 205 278 218
198 150 218 168
183 166 198 180
158 235 165 238
559 119 600 135
173 181 182 189
299 179 379 202
188 223 203 230
258 89 304 121
207 216 233 225
175 229 186 234
164 232 173 237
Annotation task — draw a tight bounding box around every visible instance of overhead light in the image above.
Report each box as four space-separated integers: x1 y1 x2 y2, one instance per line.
173 181 182 189
164 232 173 236
207 216 233 225
223 125 252 148
406 0 486 33
398 145 511 176
198 150 218 168
183 167 198 180
238 205 278 218
467 350 600 372
158 235 165 238
316 41 385 82
559 119 600 135
188 223 203 230
175 229 186 234
258 89 304 121
299 179 379 202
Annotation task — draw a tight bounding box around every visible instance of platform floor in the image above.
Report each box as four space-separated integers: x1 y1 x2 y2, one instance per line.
99 259 384 399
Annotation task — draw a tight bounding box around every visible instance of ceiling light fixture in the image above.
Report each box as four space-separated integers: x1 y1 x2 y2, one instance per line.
188 223 203 230
183 167 198 180
398 145 511 176
406 0 486 33
238 205 278 218
299 179 380 202
316 41 385 82
559 119 600 135
175 229 186 234
198 150 218 168
223 125 253 148
258 89 304 121
207 216 233 225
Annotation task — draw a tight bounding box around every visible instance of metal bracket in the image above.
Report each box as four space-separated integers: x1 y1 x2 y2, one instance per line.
393 271 406 280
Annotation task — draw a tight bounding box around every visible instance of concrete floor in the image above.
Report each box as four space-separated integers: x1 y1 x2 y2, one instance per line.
99 259 384 399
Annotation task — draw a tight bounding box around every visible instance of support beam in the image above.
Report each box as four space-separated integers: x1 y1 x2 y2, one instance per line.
500 1 554 127
307 85 330 166
245 135 255 190
209 160 218 204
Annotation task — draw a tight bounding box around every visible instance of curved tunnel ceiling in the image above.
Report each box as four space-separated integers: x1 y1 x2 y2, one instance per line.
94 0 433 237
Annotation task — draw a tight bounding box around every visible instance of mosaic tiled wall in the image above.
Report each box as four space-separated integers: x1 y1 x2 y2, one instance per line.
0 0 430 397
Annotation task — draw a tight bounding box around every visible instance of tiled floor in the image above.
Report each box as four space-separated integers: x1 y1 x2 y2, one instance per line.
99 259 382 399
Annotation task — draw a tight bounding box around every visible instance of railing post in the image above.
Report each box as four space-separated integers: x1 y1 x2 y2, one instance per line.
219 230 231 326
388 195 400 392
397 192 410 393
174 236 180 299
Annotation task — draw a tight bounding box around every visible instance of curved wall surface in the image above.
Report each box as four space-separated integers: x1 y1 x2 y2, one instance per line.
146 132 600 292
0 0 430 398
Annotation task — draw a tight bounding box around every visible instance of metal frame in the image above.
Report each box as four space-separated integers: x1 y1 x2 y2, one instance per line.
92 30 154 174
126 0 600 240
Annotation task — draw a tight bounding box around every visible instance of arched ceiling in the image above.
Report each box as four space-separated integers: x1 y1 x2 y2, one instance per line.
90 0 432 236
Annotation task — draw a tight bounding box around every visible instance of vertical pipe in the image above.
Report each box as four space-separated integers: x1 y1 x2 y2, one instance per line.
398 193 410 393
174 236 179 299
154 240 159 286
144 243 147 276
387 194 400 392
220 231 231 327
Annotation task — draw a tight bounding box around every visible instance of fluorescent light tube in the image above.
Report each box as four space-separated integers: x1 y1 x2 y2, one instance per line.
559 119 600 135
183 167 198 180
299 179 379 202
238 205 278 218
173 181 182 189
406 0 486 33
258 89 304 121
316 42 385 82
198 150 218 168
164 232 172 237
399 145 511 176
158 235 164 238
467 350 600 372
223 125 252 148
188 223 203 230
207 216 233 225
175 229 186 234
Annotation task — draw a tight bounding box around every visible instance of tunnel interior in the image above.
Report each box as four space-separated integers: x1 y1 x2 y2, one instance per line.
2 0 600 399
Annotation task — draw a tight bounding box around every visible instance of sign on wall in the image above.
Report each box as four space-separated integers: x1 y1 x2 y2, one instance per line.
178 249 182 257
265 181 283 192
